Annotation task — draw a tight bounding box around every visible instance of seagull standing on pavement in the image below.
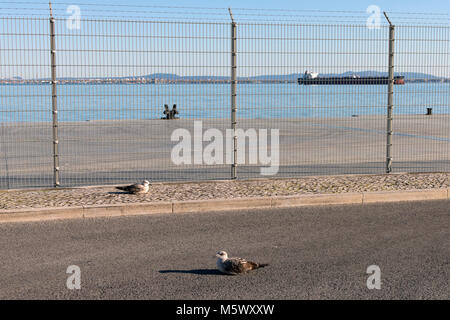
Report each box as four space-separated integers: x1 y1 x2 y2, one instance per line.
116 180 150 194
216 251 268 275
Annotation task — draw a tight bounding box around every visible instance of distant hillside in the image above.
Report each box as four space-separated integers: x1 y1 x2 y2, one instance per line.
21 71 445 81
140 71 444 81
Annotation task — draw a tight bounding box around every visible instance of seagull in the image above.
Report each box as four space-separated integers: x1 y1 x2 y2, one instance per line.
216 251 268 275
116 180 150 194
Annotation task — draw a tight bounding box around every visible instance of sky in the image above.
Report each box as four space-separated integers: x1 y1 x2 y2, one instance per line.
59 0 450 16
1 0 449 79
182 0 448 12
52 0 450 23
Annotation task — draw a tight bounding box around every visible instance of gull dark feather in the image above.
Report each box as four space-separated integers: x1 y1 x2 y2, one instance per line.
216 251 268 275
116 180 150 194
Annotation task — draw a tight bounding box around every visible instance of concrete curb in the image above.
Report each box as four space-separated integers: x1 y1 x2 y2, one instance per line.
0 188 448 224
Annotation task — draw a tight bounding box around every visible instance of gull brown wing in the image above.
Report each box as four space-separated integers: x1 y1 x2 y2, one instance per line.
223 258 249 274
127 183 143 193
116 183 141 193
243 260 260 271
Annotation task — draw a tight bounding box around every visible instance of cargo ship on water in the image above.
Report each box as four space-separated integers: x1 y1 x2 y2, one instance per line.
298 71 405 85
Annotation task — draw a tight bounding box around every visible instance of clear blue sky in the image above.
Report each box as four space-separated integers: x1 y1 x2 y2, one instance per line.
1 0 449 79
71 0 450 15
162 0 448 12
2 0 448 21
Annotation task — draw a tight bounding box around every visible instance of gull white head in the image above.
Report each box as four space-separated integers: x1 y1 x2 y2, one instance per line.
216 251 228 260
142 180 150 186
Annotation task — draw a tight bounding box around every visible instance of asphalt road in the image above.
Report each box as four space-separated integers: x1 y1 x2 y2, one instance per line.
0 200 448 299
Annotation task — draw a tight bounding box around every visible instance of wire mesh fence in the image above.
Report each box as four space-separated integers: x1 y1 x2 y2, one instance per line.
236 23 391 178
393 26 450 173
0 17 53 189
0 3 449 189
54 18 232 186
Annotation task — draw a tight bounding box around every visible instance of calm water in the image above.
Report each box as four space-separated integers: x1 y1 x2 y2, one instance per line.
0 83 449 122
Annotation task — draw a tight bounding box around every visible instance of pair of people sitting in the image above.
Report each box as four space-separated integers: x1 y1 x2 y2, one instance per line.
162 104 179 119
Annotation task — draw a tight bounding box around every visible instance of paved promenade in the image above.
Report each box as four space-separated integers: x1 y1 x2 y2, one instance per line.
1 115 449 188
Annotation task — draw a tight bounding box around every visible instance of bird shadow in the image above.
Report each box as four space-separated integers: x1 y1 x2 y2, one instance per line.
107 191 131 195
159 269 225 276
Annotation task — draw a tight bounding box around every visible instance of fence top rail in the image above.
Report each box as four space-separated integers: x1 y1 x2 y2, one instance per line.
1 16 450 29
0 16 448 29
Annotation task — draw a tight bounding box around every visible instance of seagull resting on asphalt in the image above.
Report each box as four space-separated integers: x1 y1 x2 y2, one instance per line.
216 251 268 275
116 180 150 194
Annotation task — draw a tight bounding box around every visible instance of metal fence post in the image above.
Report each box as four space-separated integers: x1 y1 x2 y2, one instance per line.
385 12 395 173
49 2 60 186
229 8 237 179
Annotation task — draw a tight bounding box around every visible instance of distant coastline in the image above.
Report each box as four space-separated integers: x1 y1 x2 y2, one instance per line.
0 78 293 84
1 78 449 84
1 71 449 85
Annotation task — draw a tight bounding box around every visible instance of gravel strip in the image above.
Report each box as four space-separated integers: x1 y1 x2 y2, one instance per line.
0 173 448 210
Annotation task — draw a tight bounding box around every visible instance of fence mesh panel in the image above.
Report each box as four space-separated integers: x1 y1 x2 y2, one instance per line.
236 23 390 178
0 17 53 189
53 19 231 186
0 9 449 189
393 26 450 172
